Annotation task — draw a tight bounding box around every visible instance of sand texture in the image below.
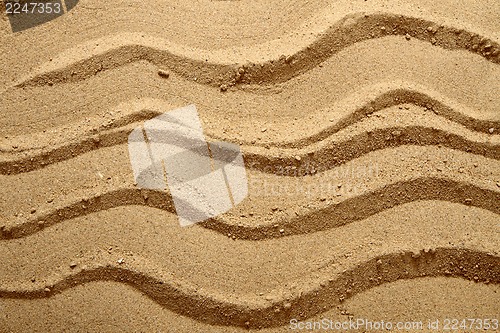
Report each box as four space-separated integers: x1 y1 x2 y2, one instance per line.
0 0 499 332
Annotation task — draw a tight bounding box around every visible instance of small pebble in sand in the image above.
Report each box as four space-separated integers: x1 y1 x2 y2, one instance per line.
30 209 36 214
295 155 301 161
157 69 170 78
44 288 51 292
283 302 292 309
405 33 411 40
464 198 472 205
220 84 228 92
261 128 267 132
117 258 125 264
489 128 495 134
69 262 77 268
391 130 402 137
279 229 285 234
426 26 438 34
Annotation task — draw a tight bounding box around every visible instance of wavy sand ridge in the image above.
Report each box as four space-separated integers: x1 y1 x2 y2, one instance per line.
0 0 498 89
2 278 498 333
0 200 498 328
12 12 500 90
1 143 498 240
3 36 498 138
1 177 498 241
1 94 499 175
1 249 497 328
1 80 499 175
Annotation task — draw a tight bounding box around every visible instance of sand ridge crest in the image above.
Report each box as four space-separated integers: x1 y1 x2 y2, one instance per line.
11 14 500 90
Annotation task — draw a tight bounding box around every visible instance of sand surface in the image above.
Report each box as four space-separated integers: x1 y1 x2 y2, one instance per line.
0 0 499 332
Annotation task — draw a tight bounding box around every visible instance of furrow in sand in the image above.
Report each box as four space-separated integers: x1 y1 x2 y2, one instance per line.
2 37 498 140
0 249 497 328
0 200 498 327
7 12 500 90
0 145 498 240
2 0 498 51
1 79 500 168
1 102 499 174
1 277 498 333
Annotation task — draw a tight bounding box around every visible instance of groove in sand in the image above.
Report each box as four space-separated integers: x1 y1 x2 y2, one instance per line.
0 248 497 328
2 277 497 333
2 166 498 239
12 12 500 89
1 97 498 175
3 38 498 139
2 142 498 240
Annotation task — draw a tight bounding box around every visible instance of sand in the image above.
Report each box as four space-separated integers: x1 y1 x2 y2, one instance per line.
0 0 499 332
